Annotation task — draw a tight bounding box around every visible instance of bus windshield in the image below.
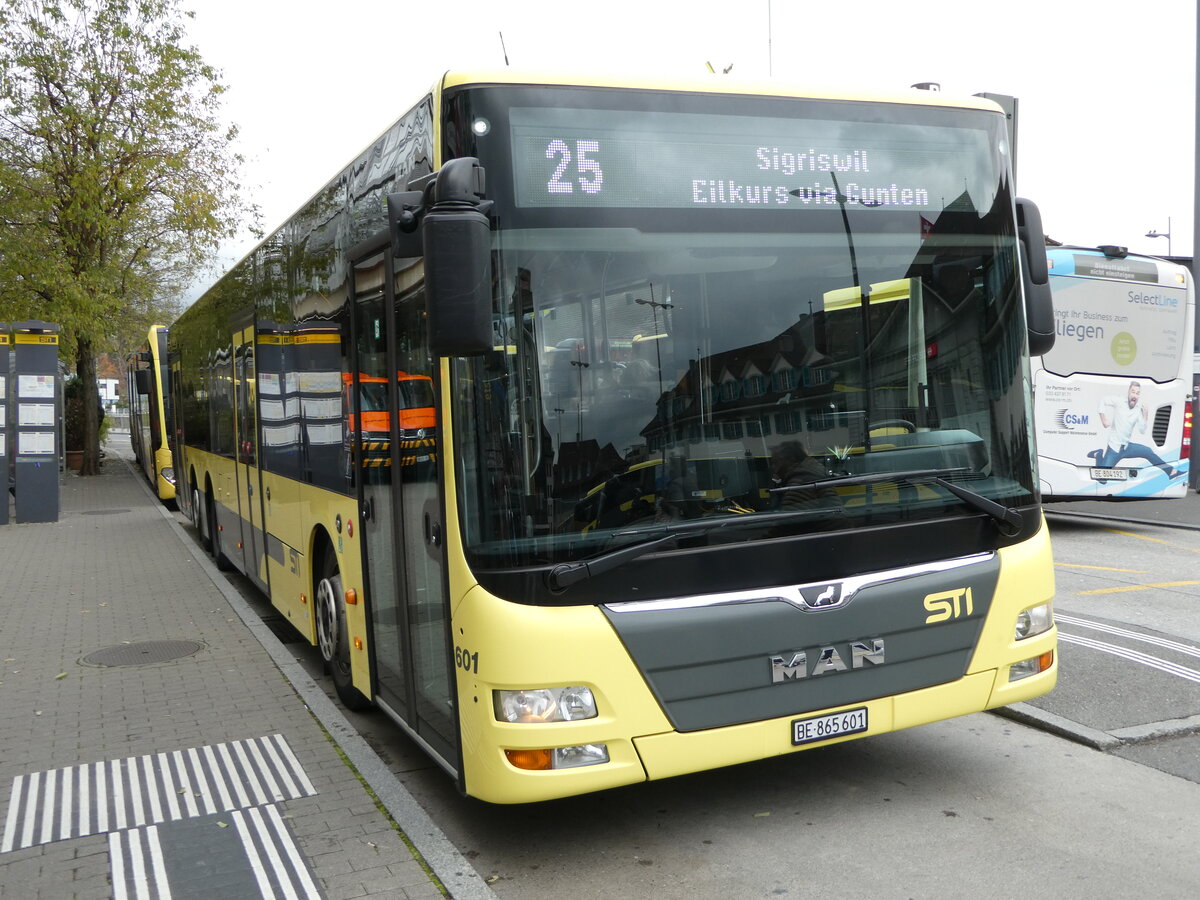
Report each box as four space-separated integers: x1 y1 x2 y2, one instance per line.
448 87 1035 568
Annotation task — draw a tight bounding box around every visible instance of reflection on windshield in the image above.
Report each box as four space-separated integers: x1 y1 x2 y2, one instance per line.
455 207 1035 566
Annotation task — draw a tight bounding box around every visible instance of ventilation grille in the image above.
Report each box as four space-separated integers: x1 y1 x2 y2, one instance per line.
1152 405 1172 445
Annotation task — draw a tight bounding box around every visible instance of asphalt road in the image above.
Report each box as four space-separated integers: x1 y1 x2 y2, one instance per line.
1023 491 1200 786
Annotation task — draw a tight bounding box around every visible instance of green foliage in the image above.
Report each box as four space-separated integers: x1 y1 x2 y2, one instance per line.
0 0 257 472
63 376 108 450
63 376 90 450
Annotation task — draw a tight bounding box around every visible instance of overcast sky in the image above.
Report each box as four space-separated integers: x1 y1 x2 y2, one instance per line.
181 0 1196 297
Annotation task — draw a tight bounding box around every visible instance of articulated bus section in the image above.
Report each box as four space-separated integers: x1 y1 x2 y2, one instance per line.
168 70 1058 803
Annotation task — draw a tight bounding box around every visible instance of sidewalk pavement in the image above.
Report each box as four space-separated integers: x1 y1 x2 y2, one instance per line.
0 446 492 900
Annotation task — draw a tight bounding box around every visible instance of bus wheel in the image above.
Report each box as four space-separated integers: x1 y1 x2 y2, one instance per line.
317 554 371 711
315 572 338 671
193 486 212 552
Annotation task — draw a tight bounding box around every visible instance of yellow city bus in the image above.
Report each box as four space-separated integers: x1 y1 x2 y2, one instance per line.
169 70 1059 803
126 324 175 504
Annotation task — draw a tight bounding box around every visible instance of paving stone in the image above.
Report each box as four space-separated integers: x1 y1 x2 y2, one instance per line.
0 453 447 898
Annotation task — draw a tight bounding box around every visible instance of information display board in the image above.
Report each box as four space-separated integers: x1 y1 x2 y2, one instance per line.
0 325 9 526
11 321 60 523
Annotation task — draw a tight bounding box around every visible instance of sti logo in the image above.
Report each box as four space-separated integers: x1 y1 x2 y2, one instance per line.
924 587 974 623
1054 408 1089 429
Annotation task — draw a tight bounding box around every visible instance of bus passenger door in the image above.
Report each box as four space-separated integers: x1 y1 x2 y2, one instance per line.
353 254 410 722
352 249 457 770
169 356 189 522
393 273 455 767
234 325 269 593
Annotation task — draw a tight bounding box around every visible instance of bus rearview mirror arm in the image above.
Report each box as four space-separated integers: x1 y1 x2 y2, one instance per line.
387 189 426 259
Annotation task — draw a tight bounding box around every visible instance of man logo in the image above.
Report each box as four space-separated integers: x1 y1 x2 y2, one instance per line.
924 587 974 623
770 639 885 683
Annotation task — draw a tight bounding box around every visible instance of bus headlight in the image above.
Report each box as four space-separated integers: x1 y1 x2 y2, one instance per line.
161 467 176 486
494 686 598 723
1015 602 1053 640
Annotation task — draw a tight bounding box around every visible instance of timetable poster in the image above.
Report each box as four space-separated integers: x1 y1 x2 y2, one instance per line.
18 374 55 399
18 403 55 427
19 431 55 454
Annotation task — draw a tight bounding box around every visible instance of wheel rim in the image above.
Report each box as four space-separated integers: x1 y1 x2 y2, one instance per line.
192 487 205 537
315 575 338 663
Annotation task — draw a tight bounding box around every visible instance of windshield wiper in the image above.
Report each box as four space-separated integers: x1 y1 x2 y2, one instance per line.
772 467 1024 533
545 505 837 592
546 528 707 592
548 469 1022 591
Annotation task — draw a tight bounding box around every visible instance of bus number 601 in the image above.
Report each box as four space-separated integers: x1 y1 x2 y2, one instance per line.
455 646 479 674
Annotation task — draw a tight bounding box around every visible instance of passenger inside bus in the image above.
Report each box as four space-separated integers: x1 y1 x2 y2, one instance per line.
770 440 838 512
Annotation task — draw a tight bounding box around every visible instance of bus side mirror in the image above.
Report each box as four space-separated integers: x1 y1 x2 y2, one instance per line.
1016 197 1055 356
387 158 494 358
134 368 150 395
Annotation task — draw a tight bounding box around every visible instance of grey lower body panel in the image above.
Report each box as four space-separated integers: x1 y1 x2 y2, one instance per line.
603 553 1000 732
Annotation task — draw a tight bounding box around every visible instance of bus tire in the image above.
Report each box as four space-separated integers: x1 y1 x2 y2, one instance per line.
317 552 371 711
209 492 234 572
192 485 212 553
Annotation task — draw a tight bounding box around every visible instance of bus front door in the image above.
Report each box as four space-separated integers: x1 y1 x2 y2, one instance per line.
352 250 457 772
234 325 269 593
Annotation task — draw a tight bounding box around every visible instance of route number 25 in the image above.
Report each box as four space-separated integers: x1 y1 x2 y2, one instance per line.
546 139 604 195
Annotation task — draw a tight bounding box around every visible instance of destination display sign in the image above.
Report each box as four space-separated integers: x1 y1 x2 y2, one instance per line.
510 106 999 212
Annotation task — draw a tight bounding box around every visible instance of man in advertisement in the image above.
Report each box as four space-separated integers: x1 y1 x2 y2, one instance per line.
1087 380 1182 480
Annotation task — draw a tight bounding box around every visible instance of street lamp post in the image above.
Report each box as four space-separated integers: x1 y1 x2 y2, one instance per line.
571 360 590 444
635 289 675 462
634 293 673 422
569 359 588 441
553 407 565 448
1145 217 1172 257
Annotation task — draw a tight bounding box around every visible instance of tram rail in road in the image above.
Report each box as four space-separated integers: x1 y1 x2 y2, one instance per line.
1045 506 1200 533
1055 613 1200 686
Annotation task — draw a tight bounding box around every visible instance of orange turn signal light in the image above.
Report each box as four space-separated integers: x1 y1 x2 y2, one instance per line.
344 588 358 606
1038 650 1054 672
353 637 363 650
505 749 554 771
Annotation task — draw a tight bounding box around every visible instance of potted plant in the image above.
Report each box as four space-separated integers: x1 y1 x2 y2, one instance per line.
63 377 87 470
